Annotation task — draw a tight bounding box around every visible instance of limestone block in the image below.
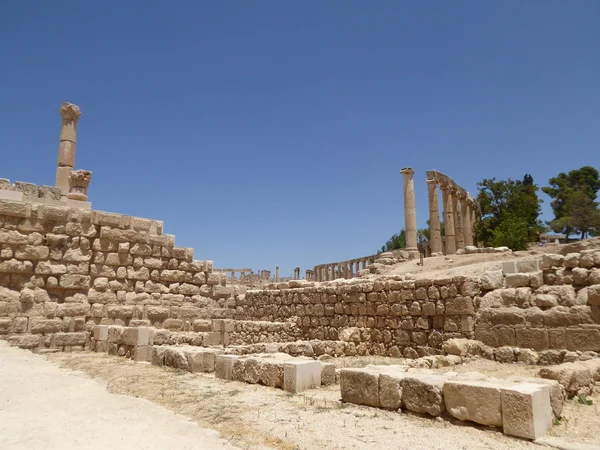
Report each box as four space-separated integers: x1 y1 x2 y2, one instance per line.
0 259 34 274
193 319 212 332
502 383 553 440
505 273 530 288
56 303 90 317
0 230 28 245
507 376 565 419
107 326 125 344
160 270 186 282
52 332 88 347
502 261 517 274
445 296 474 315
516 260 541 273
284 360 321 393
480 271 503 290
14 181 38 197
401 373 450 416
133 345 152 362
151 346 166 366
215 355 240 380
122 327 152 346
443 379 505 426
588 284 600 306
257 360 285 388
187 348 218 373
164 347 189 371
29 318 63 334
564 253 580 268
204 332 221 346
93 325 109 341
321 362 336 386
340 368 380 407
379 371 409 410
538 362 593 397
35 261 67 275
541 254 564 270
58 274 91 290
8 334 41 349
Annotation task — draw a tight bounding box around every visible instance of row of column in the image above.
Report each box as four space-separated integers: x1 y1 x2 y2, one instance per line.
427 179 475 255
314 257 375 282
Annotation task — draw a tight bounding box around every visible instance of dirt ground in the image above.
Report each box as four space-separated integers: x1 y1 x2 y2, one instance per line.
39 351 600 450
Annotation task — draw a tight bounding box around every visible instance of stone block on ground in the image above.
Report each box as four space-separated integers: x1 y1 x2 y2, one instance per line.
538 362 594 397
401 373 451 416
122 327 153 346
215 355 240 380
340 368 380 407
163 347 189 371
443 379 505 427
501 383 553 440
133 345 152 362
379 370 409 410
284 360 321 393
507 376 565 419
186 348 219 373
151 346 166 366
321 362 336 386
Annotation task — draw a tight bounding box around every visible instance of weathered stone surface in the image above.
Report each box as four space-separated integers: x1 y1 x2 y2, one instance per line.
443 380 504 426
379 369 408 410
507 376 565 419
215 355 239 380
401 373 450 416
283 360 321 393
538 362 593 397
501 383 553 440
480 271 503 290
340 368 380 407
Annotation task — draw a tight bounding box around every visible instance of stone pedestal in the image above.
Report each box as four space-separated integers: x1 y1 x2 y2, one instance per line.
56 103 81 195
400 167 418 254
426 179 443 254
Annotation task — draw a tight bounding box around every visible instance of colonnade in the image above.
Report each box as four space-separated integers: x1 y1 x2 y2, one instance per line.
425 170 477 255
313 256 377 282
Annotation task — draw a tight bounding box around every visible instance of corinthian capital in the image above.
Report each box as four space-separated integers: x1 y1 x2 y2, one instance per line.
60 102 82 122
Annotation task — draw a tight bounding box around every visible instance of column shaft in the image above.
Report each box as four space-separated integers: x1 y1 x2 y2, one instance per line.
454 195 465 250
442 186 457 254
400 168 418 252
427 179 442 254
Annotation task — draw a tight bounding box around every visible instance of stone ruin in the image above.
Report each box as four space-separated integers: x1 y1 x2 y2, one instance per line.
2 102 600 443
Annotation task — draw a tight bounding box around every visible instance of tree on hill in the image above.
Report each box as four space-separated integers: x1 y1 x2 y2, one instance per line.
379 229 405 253
475 174 545 250
542 166 600 238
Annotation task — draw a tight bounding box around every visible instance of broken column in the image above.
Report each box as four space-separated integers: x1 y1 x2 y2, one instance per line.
441 183 456 254
426 178 443 255
400 167 418 256
56 102 82 195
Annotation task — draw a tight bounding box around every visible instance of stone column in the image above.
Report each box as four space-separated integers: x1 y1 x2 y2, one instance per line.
454 191 465 251
462 198 473 247
275 266 279 282
400 167 418 254
56 102 82 195
441 184 456 254
426 178 443 254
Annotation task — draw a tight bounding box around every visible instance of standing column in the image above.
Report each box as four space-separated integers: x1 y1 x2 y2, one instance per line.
56 102 82 195
462 198 473 247
275 266 280 282
426 178 443 254
400 167 418 255
441 184 457 254
471 203 479 247
454 191 465 251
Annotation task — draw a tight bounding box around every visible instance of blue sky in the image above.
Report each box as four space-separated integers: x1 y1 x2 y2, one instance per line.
1 1 599 277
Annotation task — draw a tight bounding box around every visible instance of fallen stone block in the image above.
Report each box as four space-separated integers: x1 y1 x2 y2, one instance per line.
379 370 409 410
538 362 594 397
507 376 565 419
163 347 189 371
401 373 451 416
8 334 41 349
215 355 240 380
502 383 553 440
340 368 380 407
133 345 152 362
151 346 166 366
443 379 505 427
580 358 600 381
284 360 321 393
186 348 219 373
258 360 284 388
52 332 88 347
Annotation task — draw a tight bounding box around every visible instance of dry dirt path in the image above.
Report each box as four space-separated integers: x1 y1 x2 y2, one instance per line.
0 341 236 450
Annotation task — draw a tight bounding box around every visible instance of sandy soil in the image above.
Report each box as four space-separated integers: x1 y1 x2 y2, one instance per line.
39 351 560 450
0 341 236 450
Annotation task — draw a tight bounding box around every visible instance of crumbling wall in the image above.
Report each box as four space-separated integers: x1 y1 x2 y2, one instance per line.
0 198 237 350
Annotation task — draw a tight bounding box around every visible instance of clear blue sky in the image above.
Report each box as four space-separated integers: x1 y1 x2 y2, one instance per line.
1 1 599 277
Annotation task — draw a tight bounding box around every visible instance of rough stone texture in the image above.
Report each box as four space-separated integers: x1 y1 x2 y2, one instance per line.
443 380 504 426
501 383 553 440
379 370 408 410
538 362 594 397
401 373 450 416
283 360 322 393
340 368 380 407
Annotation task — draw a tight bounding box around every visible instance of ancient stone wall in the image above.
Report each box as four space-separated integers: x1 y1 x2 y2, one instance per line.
476 251 600 353
0 197 237 350
235 276 481 357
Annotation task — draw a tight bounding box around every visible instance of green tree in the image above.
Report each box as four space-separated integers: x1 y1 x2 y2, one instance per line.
475 174 545 250
379 229 406 253
542 166 600 238
550 190 600 239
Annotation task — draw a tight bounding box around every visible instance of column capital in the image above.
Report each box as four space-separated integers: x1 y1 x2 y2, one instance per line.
60 102 82 122
426 178 438 185
67 169 92 201
400 167 414 175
